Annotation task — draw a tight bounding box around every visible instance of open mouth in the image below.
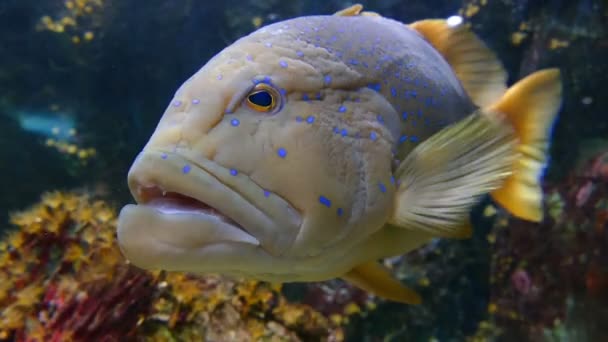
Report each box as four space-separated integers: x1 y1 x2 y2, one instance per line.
135 184 247 232
119 150 302 256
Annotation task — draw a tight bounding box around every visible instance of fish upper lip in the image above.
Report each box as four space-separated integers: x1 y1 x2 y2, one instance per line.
127 150 302 256
132 185 249 232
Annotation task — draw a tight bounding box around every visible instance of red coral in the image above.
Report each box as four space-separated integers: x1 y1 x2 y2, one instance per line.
488 149 608 339
43 267 155 342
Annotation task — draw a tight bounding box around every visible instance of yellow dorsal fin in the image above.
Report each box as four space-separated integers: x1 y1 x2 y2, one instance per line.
488 69 562 222
342 261 422 304
334 4 380 17
334 4 363 16
409 19 507 108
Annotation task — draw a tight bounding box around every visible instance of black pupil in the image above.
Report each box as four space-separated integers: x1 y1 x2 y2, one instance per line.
248 91 273 107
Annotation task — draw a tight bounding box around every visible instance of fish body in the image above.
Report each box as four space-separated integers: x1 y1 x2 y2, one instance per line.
117 5 562 303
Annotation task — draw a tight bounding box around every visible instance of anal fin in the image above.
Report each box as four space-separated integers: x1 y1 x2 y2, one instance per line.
342 261 422 304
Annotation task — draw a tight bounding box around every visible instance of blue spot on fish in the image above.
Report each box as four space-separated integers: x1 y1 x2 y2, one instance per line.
367 83 381 92
296 50 304 57
230 169 238 176
296 116 303 122
302 94 310 101
370 132 378 141
279 60 288 68
324 75 332 86
264 190 270 197
182 165 191 174
349 59 359 65
341 129 348 137
306 116 315 124
231 119 240 127
338 105 347 113
337 208 343 216
391 87 397 97
378 182 387 193
161 153 168 160
410 136 419 143
399 135 407 144
390 176 395 184
377 114 384 123
277 147 287 158
319 195 332 207
333 127 340 134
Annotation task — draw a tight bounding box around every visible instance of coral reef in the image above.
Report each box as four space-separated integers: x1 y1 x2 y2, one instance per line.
37 0 105 44
474 148 608 340
0 192 351 341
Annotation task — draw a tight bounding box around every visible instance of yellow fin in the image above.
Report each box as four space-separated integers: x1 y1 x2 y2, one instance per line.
488 69 562 222
409 19 507 107
334 4 380 17
342 261 422 304
334 4 363 16
389 113 518 238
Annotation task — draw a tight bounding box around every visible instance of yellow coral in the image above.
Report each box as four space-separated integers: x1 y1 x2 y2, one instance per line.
38 0 105 45
1 192 347 340
511 32 527 46
549 38 569 50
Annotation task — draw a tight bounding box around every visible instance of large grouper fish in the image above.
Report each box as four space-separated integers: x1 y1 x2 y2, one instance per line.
117 4 562 304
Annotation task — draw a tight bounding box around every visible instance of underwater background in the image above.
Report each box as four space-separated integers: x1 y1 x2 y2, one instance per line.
0 0 607 341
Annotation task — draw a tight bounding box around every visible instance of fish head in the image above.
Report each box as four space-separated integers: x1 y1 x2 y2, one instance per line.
117 21 402 282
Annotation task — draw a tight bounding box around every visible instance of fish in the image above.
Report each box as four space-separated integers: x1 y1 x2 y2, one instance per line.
116 4 562 304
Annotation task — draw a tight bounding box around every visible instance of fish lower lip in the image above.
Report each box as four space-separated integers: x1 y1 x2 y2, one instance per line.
117 203 261 262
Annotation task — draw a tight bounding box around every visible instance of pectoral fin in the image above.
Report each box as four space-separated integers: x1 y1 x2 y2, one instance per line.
342 261 422 304
389 112 518 238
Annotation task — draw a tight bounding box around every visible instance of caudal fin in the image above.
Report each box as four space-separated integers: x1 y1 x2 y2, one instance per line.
488 69 562 222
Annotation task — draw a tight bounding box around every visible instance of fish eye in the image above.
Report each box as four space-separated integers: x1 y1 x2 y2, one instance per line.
246 84 280 113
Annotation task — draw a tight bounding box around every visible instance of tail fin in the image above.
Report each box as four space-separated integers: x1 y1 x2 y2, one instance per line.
488 69 562 221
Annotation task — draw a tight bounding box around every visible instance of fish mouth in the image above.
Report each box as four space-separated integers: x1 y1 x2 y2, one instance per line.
117 150 302 272
134 185 248 234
